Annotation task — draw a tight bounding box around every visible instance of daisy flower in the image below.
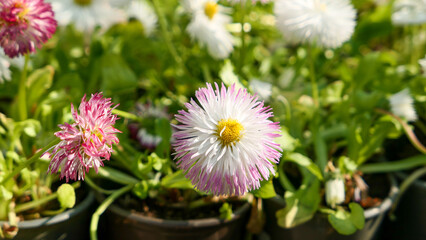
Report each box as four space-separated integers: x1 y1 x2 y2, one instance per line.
274 0 356 48
182 0 234 59
389 89 418 122
115 0 157 36
48 93 121 181
392 0 426 25
173 83 282 196
48 0 125 33
0 0 57 58
227 0 271 4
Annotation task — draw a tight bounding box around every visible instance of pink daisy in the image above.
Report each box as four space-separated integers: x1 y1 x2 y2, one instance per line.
48 93 121 181
173 83 282 196
0 0 57 58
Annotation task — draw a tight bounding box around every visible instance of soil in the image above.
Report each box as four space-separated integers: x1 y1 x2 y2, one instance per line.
113 189 246 220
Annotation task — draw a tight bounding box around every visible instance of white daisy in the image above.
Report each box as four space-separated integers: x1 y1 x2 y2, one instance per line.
48 0 125 33
182 0 234 59
173 83 282 196
419 55 426 77
125 0 158 36
389 89 418 122
392 0 426 25
274 0 357 48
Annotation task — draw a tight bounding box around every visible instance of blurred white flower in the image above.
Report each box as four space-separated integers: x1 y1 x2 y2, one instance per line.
226 0 271 4
250 79 272 100
274 0 356 48
325 178 345 208
0 48 25 83
182 0 234 59
389 89 418 122
392 0 426 25
126 0 158 36
0 49 11 83
49 0 125 33
419 55 426 77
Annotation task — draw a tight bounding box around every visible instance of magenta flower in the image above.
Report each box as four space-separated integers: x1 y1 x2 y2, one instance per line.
0 0 57 58
48 93 121 181
173 83 282 196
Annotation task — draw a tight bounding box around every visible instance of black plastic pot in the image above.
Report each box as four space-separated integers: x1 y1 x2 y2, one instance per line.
96 194 251 240
0 191 94 240
263 174 399 240
382 172 426 240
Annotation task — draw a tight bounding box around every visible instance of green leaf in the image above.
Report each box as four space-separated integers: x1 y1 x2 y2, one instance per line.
26 66 54 110
349 203 365 230
154 118 172 158
100 53 138 96
219 60 244 89
328 209 358 235
219 202 233 220
327 203 365 235
133 181 149 200
284 153 323 180
57 184 76 209
161 170 193 189
0 186 12 201
276 178 320 228
251 179 276 199
274 129 300 152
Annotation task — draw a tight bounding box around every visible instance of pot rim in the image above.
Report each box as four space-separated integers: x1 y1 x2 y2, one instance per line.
0 190 94 229
268 173 399 220
97 192 251 228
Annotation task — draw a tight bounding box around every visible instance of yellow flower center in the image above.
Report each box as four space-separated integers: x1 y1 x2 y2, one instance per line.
93 129 103 142
74 0 92 6
204 1 218 20
216 119 243 146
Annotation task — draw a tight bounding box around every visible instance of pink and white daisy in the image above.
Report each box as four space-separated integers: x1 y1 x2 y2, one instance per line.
173 83 282 196
48 93 121 181
0 0 57 58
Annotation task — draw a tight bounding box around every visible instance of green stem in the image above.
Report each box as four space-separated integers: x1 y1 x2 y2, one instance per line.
307 45 319 106
0 138 60 185
359 155 426 173
90 184 134 240
85 176 116 195
151 0 183 68
313 127 328 174
111 109 140 122
278 162 295 192
17 55 30 121
390 166 426 216
238 0 248 75
97 167 140 185
15 182 80 213
41 208 66 216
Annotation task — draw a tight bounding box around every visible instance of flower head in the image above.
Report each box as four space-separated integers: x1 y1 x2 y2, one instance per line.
325 177 345 208
49 0 125 33
274 0 356 48
173 83 282 196
0 0 57 58
48 93 121 181
182 0 234 59
392 0 426 25
389 89 418 122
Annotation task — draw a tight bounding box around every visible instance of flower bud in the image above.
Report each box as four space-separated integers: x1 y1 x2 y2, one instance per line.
325 178 345 208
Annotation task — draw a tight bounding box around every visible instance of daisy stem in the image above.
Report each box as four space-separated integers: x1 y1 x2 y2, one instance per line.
111 109 141 122
90 184 135 240
17 55 30 121
358 154 426 173
390 166 426 218
15 182 80 213
0 138 60 185
151 0 184 69
238 0 250 75
307 45 319 106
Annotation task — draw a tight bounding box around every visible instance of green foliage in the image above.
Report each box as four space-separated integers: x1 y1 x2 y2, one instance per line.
57 184 76 209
